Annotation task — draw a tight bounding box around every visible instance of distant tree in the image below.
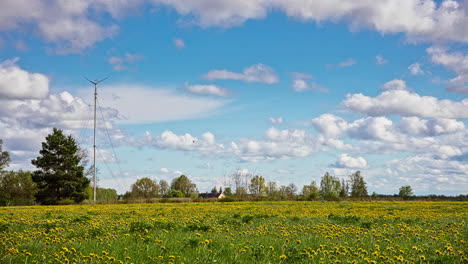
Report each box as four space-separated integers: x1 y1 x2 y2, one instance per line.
130 178 159 199
235 186 248 199
267 181 277 195
285 183 297 198
349 171 368 198
0 139 10 171
279 185 288 199
31 128 90 205
229 169 252 195
168 189 185 198
0 170 38 206
211 186 218 193
320 172 341 200
302 180 320 200
224 187 232 197
339 179 349 198
171 175 197 197
399 186 413 200
85 186 118 201
249 175 267 196
219 187 223 193
223 187 233 197
159 180 170 196
371 191 378 200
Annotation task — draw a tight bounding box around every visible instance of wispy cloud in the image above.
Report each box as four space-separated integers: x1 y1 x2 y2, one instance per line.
203 63 279 84
108 53 143 71
185 82 231 97
376 55 388 65
174 38 185 49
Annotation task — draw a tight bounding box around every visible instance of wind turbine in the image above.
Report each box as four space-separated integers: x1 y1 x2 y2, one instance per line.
85 77 108 202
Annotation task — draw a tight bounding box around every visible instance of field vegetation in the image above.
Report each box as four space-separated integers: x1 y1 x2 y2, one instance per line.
1 201 466 264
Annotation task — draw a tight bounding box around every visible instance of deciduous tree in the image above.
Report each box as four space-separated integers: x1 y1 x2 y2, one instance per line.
249 175 267 196
0 170 37 206
349 171 368 198
399 185 413 200
171 175 197 197
0 139 10 171
130 178 159 199
320 172 341 200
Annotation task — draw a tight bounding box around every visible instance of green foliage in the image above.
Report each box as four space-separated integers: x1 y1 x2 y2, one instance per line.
320 172 341 200
249 175 267 196
0 170 38 206
399 185 414 200
129 221 153 232
168 189 185 198
349 171 368 198
129 177 159 199
171 175 197 197
302 181 320 200
85 186 118 201
0 139 10 171
31 128 90 205
223 187 233 197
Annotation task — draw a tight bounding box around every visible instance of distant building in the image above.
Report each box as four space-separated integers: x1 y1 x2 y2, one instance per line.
198 192 225 199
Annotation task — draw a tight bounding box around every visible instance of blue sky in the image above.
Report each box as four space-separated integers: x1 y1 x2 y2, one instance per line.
1 0 467 195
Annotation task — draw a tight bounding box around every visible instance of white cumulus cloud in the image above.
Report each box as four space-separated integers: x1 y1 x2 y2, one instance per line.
381 79 409 91
427 47 468 93
334 153 367 169
0 58 49 99
342 89 468 119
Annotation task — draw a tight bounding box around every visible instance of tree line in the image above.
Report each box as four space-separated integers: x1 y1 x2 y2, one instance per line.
0 129 465 206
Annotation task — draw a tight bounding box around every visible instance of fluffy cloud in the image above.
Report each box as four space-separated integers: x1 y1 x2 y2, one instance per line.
291 72 328 93
0 58 49 99
4 0 468 53
185 83 230 97
108 53 143 71
143 130 226 154
231 127 348 162
312 114 349 138
399 117 465 136
0 0 129 53
203 63 279 84
155 0 468 43
381 79 409 91
408 63 425 75
382 154 468 194
334 153 367 169
427 47 468 93
343 90 468 119
347 117 399 142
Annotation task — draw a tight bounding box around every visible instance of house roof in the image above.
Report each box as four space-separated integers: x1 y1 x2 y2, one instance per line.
199 192 223 199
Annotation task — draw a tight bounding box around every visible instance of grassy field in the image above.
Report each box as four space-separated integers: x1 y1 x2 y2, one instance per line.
0 201 466 264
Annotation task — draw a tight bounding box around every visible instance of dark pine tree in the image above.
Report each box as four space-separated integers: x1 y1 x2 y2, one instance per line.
32 128 90 205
